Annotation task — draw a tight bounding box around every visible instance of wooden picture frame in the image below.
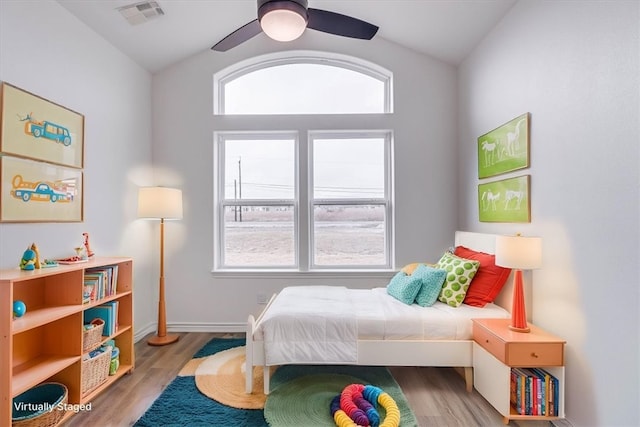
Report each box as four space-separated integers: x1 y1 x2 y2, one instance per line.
478 175 530 223
477 113 529 179
0 82 84 169
0 155 83 222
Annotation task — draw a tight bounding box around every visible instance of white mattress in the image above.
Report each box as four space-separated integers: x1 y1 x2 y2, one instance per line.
254 286 509 343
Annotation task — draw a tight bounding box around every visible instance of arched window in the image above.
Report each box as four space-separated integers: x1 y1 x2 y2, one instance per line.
214 51 392 115
213 52 394 271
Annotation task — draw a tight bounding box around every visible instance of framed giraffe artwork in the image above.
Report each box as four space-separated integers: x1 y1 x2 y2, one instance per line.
477 113 530 179
478 175 530 223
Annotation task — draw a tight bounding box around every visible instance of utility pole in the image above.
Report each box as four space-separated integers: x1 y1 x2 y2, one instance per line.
234 179 237 222
238 156 242 222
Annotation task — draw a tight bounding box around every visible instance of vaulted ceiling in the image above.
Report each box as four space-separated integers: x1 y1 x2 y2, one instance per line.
57 0 516 73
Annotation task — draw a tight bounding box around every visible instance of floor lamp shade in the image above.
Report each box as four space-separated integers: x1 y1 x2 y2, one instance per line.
138 187 182 346
137 187 183 220
495 235 542 333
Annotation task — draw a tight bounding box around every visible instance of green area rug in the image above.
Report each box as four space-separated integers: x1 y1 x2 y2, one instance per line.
134 338 418 427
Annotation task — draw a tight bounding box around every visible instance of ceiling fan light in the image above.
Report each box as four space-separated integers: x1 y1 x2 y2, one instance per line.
260 5 307 42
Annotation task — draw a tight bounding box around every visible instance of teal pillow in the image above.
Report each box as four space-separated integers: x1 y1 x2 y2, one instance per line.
436 251 480 307
386 271 422 304
412 264 447 307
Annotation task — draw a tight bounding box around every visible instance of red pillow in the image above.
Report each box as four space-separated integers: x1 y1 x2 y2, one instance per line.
454 246 511 307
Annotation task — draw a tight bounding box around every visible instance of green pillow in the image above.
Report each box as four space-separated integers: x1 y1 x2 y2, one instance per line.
386 271 422 304
412 264 447 307
436 252 480 307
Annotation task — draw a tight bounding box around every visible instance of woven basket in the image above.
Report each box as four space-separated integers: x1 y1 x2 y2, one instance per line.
81 347 112 395
82 319 105 353
12 382 68 427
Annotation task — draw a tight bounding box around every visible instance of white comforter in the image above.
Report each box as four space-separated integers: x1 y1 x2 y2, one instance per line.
256 285 509 365
260 286 358 365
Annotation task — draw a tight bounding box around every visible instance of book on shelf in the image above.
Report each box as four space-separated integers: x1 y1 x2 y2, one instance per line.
510 367 558 416
84 302 118 337
83 264 119 302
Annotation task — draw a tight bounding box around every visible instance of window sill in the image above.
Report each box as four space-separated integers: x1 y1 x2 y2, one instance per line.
210 269 396 280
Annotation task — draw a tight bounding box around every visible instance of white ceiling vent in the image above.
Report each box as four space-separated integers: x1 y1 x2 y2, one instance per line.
118 1 165 26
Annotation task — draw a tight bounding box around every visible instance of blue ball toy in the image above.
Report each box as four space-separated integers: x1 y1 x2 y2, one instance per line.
13 300 26 318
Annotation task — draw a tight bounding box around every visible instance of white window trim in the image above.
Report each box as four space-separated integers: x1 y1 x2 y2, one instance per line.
308 130 394 270
212 52 395 274
213 50 393 115
213 131 300 270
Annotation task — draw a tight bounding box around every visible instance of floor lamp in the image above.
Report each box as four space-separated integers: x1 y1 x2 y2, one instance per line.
495 234 542 333
138 187 183 346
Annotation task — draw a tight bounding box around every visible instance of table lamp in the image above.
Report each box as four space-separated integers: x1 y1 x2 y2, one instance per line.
495 234 542 333
138 187 183 346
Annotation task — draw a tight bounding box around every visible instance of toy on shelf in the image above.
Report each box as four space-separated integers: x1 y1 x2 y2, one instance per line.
74 246 86 260
41 259 59 268
13 300 26 318
19 243 41 270
31 243 41 269
83 232 95 258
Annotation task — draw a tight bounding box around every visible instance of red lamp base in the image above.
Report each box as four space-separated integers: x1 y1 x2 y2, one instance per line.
509 269 530 333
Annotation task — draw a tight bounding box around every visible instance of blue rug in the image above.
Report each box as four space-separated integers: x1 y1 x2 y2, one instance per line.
134 338 417 427
134 338 267 427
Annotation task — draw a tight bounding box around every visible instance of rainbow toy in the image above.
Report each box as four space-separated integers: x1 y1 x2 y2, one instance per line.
330 384 400 427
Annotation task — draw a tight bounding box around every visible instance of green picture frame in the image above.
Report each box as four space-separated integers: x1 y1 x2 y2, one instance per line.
477 113 529 179
478 175 530 223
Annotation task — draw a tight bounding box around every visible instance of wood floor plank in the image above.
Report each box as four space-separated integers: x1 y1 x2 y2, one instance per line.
62 332 551 427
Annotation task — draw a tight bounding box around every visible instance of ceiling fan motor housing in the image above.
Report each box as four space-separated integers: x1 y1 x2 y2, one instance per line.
258 0 309 22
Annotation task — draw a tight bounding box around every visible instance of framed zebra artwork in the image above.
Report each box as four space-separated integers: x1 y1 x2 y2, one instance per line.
477 113 530 179
478 175 530 223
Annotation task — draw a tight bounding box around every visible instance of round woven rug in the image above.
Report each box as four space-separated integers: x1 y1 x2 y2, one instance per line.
194 346 271 409
264 373 365 427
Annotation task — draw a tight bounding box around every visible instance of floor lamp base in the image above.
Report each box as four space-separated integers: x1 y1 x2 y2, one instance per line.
147 333 180 346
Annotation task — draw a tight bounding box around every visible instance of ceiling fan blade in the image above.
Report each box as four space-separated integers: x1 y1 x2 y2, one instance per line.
212 19 263 52
307 8 378 40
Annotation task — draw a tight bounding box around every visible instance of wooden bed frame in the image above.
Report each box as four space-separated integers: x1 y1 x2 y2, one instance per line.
245 231 520 394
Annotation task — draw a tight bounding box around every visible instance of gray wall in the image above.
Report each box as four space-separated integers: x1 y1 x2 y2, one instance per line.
457 1 639 425
2 1 639 425
0 0 157 338
151 32 459 330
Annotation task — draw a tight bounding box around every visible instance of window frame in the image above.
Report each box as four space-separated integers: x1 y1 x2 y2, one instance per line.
308 130 393 270
214 131 300 270
213 51 395 273
213 50 394 115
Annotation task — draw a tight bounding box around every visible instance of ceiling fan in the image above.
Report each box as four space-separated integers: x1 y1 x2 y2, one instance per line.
211 0 379 52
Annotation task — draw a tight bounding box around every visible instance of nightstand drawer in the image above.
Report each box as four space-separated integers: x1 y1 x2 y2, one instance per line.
506 342 564 366
473 322 506 362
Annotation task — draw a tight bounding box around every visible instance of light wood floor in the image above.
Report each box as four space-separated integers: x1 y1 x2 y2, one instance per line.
63 332 551 427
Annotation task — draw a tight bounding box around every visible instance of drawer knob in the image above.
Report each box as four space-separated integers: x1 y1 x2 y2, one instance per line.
531 352 539 358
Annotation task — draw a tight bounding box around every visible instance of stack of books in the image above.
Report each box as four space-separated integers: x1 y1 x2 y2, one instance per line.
83 265 119 303
84 301 119 337
510 367 560 416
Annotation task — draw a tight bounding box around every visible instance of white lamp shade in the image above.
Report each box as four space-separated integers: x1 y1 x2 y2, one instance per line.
138 187 183 220
495 235 542 270
261 9 307 41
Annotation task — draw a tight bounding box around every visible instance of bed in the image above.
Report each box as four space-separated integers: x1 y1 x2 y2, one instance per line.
245 231 518 394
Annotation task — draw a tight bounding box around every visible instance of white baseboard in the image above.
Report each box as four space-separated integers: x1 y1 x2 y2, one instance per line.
168 322 247 333
133 322 246 343
133 322 156 343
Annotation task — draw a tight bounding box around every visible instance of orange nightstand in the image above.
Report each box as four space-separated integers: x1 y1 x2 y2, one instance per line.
472 318 566 424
